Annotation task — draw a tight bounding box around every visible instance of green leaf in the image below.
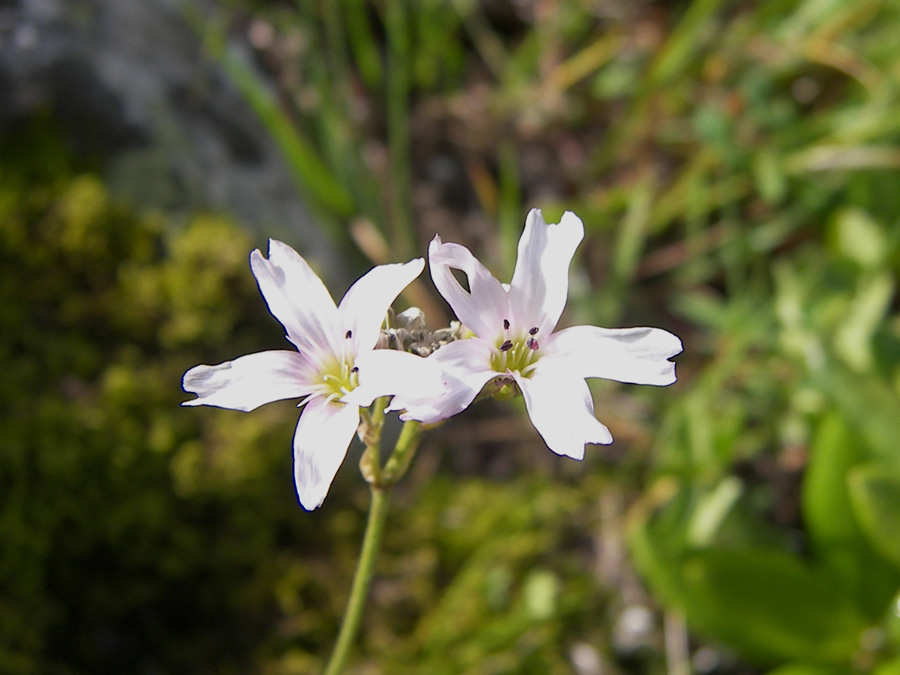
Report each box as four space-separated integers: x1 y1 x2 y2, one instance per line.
629 485 867 663
849 464 900 567
818 364 900 461
833 271 895 373
803 414 900 618
803 414 864 549
829 207 888 268
679 548 866 663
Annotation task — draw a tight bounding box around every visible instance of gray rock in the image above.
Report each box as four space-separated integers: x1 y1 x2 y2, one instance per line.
0 0 336 268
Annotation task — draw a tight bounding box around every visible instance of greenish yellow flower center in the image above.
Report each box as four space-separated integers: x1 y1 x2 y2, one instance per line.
319 358 360 403
489 322 541 376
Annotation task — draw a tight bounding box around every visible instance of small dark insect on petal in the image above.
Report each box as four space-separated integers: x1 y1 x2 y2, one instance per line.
503 319 510 330
526 337 539 350
345 330 353 339
500 340 513 352
528 326 539 335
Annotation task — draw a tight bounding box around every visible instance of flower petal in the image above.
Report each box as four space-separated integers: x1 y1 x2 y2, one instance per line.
390 339 498 424
250 240 339 363
429 235 509 341
338 258 425 353
293 397 360 510
341 348 445 408
508 209 583 336
512 369 612 459
182 350 316 412
543 325 682 385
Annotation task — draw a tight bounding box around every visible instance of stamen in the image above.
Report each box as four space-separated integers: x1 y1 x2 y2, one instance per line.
529 326 539 335
500 340 513 352
503 319 510 330
345 330 352 339
350 366 359 374
526 337 539 350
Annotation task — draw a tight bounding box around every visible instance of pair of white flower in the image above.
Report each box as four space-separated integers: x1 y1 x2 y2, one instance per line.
183 210 682 509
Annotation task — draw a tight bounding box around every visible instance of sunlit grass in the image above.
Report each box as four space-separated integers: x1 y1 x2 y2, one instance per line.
4 0 900 672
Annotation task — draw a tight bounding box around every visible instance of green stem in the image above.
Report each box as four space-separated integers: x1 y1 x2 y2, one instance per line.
381 420 422 485
323 485 392 675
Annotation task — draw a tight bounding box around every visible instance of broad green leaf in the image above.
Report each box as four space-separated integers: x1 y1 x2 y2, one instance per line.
679 548 866 663
849 464 900 567
629 486 866 663
804 414 900 618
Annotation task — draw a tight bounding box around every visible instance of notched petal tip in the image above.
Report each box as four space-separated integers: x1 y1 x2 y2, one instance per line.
668 333 685 359
298 491 326 511
526 207 545 224
266 238 292 255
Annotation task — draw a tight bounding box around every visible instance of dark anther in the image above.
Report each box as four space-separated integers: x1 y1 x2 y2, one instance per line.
503 319 510 330
345 330 353 339
529 326 539 335
526 337 539 350
500 340 513 352
350 366 359 374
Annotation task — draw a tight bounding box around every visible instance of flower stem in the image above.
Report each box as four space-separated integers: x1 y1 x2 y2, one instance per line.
323 484 391 675
323 419 424 674
381 420 421 485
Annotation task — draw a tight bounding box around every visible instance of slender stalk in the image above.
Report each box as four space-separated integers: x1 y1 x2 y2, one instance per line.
381 420 422 485
323 485 392 675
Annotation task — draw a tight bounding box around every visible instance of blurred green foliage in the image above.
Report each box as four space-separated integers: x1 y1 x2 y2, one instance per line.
0 121 633 675
5 0 900 672
0 120 296 673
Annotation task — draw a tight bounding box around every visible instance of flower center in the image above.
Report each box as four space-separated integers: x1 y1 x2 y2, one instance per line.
319 358 360 404
489 321 541 376
312 328 361 404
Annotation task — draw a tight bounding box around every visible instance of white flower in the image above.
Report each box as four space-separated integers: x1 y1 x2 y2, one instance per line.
182 240 443 510
391 209 682 459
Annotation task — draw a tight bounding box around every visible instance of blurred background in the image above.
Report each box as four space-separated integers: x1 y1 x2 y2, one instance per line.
2 0 900 673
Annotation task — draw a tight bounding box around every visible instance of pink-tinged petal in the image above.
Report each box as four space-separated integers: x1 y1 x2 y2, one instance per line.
390 339 498 424
338 258 425 353
293 397 360 510
512 370 612 459
508 209 583 335
543 325 682 385
429 235 509 341
250 240 339 362
182 350 316 411
341 348 445 408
